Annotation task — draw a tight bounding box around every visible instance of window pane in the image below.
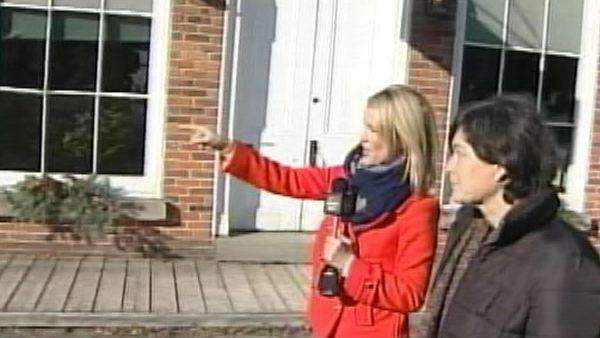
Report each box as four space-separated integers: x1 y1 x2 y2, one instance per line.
0 92 42 171
0 0 47 5
507 0 545 49
0 8 46 88
502 51 540 98
552 127 573 165
106 0 152 13
542 56 577 124
48 12 99 91
45 95 94 173
550 126 573 188
465 0 504 45
98 97 146 175
460 46 501 104
102 15 150 93
53 0 100 9
547 0 583 54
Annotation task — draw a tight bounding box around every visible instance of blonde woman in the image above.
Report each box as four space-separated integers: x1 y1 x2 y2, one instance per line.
191 85 440 338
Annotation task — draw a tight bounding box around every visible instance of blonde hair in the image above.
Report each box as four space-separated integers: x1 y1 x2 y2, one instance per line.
367 84 438 194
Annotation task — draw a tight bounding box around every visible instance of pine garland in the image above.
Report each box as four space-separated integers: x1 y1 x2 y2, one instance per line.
5 174 122 234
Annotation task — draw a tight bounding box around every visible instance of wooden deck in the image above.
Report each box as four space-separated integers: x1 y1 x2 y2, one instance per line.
0 255 310 328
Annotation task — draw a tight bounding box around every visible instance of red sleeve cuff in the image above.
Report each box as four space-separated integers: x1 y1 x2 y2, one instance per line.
221 141 250 175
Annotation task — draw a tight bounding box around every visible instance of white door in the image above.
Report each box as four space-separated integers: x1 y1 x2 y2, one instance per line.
227 0 407 232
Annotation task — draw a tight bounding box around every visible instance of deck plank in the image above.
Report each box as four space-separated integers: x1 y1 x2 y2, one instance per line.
95 258 126 312
243 264 287 312
36 258 80 312
64 257 103 312
7 258 55 311
196 261 232 313
297 264 311 283
122 259 150 312
219 263 261 313
174 260 205 313
151 260 177 313
0 255 11 273
0 254 13 304
299 264 312 294
285 264 308 297
265 264 305 312
0 255 34 309
296 264 312 296
0 312 305 328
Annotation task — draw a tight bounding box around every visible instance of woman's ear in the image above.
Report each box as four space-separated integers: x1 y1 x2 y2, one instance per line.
494 166 508 183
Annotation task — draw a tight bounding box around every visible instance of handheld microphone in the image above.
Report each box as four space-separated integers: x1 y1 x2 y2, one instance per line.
324 178 357 220
318 178 356 297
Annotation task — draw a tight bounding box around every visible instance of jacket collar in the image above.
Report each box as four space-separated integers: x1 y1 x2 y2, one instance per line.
454 189 560 247
495 188 559 245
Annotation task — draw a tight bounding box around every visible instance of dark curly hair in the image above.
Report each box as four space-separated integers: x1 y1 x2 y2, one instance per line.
449 95 559 203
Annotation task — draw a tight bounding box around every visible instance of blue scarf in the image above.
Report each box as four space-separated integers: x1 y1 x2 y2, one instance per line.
344 146 412 226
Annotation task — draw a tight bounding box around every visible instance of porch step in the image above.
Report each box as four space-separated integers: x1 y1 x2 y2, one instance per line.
216 232 313 263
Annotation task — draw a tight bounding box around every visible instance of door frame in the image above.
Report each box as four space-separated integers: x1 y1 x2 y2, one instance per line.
214 0 413 236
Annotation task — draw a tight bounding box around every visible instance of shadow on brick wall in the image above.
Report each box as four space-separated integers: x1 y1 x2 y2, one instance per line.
43 224 181 259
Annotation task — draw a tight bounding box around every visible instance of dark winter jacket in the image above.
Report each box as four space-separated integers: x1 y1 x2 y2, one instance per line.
438 190 600 338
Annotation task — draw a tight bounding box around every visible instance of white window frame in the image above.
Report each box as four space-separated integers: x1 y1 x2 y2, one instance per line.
0 0 170 198
442 0 600 212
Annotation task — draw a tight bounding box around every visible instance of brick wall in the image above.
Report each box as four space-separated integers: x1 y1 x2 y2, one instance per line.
585 28 600 236
160 0 225 250
407 0 457 198
406 1 457 332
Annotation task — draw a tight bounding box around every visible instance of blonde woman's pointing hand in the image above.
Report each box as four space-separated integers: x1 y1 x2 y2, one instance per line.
180 124 230 151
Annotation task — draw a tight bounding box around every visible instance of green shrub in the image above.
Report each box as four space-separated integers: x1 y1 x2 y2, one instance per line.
5 174 123 234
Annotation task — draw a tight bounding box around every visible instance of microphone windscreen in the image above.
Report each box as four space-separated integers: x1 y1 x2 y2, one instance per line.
330 178 348 194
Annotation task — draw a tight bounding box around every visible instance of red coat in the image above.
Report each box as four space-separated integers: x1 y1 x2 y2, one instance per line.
223 143 439 338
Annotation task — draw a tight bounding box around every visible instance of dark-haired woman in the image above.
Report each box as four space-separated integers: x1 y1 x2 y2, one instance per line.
424 95 600 338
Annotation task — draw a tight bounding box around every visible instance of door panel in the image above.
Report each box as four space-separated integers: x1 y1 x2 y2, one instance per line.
228 0 317 231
